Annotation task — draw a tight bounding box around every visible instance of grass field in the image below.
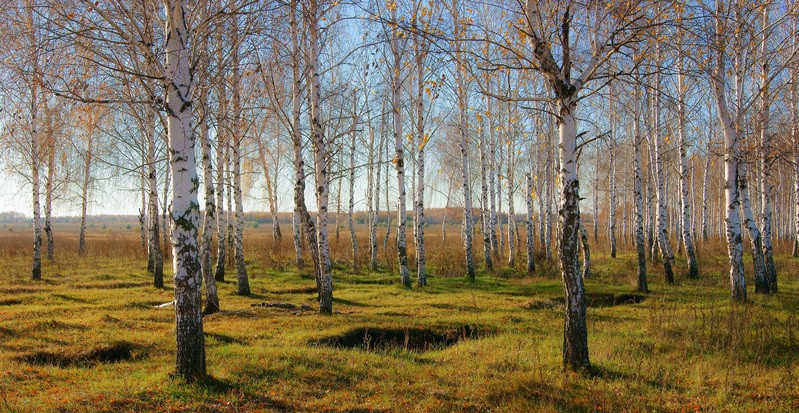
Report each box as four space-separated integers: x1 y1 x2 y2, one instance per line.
0 222 798 412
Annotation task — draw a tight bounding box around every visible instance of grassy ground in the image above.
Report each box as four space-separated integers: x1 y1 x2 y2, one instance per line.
0 225 798 412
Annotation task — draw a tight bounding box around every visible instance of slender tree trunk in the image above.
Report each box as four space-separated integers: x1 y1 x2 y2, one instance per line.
557 96 590 370
526 173 536 275
348 122 359 270
633 85 648 293
677 61 699 279
653 58 675 283
367 124 377 270
231 21 249 296
711 14 747 301
545 136 553 261
213 33 227 281
507 134 516 267
453 2 475 280
147 105 164 287
28 2 41 280
413 23 427 286
390 4 411 287
609 144 617 258
702 136 712 241
197 53 219 315
165 0 205 381
309 0 333 313
44 110 54 261
140 166 148 252
479 107 493 271
592 175 599 243
371 104 385 270
580 216 591 279
488 94 499 260
78 127 93 256
758 4 777 293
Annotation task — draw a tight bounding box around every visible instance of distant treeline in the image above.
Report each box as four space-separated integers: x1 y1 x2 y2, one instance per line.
0 209 535 226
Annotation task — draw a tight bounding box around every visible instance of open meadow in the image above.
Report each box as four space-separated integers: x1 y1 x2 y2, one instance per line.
0 222 798 412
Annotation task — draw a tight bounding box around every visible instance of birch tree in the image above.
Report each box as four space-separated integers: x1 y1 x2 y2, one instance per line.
388 0 412 287
308 0 334 312
518 0 659 370
164 0 205 381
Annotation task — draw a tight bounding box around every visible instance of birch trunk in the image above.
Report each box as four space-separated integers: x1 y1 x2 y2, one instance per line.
592 176 598 243
44 108 54 261
544 136 553 261
792 26 799 258
653 56 676 283
711 7 747 301
147 104 164 287
557 97 589 370
348 121 359 270
390 3 411 287
677 60 699 279
197 52 219 315
28 0 42 280
164 0 205 381
367 124 377 270
487 94 499 260
525 173 536 275
231 21 249 296
609 144 617 258
701 136 711 241
309 0 333 313
453 1 475 280
413 20 427 286
213 28 227 281
507 135 516 267
758 3 777 293
371 103 386 270
633 84 648 293
78 123 93 256
580 216 591 279
479 108 493 271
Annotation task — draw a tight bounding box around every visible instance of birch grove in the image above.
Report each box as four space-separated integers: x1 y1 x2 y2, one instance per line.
4 0 799 382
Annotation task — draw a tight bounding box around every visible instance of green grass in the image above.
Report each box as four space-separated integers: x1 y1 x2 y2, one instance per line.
1 233 798 412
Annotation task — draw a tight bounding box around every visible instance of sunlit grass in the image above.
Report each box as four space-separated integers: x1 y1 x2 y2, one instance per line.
0 224 797 412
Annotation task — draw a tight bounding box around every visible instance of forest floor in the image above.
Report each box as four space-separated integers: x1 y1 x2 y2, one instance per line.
0 226 798 412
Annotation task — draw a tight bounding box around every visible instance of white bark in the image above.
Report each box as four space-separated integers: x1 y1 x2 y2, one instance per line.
453 0 475 280
633 83 647 293
348 113 359 270
197 48 219 315
78 116 94 256
711 3 747 301
479 106 493 271
677 58 699 279
758 3 777 293
231 20 249 296
164 0 205 381
413 13 427 285
309 0 333 312
27 0 42 280
525 173 536 275
390 3 411 287
653 49 676 283
506 127 516 267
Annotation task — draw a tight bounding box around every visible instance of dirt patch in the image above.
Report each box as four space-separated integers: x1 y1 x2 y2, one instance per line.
525 293 647 310
75 281 150 289
263 286 318 295
19 341 143 367
251 301 314 312
312 325 489 353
